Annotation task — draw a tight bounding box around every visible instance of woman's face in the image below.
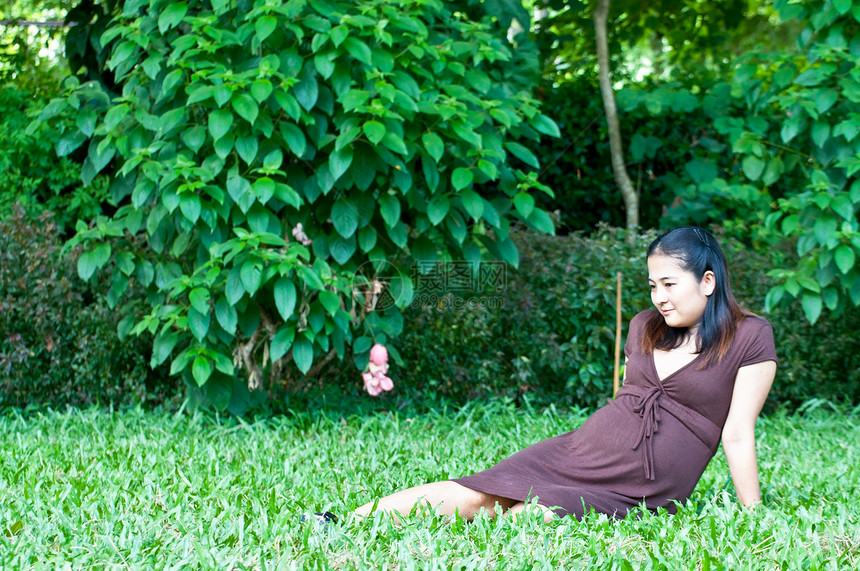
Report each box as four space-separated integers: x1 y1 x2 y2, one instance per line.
647 254 715 331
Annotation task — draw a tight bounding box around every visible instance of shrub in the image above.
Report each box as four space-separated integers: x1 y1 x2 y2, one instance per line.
0 205 171 409
45 0 558 413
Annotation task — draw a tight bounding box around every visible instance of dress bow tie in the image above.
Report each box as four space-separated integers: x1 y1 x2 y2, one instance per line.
632 385 665 480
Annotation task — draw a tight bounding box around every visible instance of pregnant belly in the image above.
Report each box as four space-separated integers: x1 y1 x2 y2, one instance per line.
568 397 714 494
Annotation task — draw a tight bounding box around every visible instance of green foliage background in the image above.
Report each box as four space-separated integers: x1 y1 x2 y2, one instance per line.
534 0 860 325
2 0 860 410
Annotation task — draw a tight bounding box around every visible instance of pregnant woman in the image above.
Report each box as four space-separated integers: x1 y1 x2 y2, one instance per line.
352 226 777 521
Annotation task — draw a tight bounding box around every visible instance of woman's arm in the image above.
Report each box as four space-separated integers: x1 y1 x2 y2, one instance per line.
720 360 777 507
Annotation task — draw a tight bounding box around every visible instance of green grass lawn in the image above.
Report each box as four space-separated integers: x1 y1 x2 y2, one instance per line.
1 401 858 569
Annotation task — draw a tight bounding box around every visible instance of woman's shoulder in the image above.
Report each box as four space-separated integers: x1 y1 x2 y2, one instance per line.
733 313 778 364
626 309 659 342
737 313 773 336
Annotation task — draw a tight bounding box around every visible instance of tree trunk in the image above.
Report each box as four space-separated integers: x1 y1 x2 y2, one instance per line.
593 0 639 238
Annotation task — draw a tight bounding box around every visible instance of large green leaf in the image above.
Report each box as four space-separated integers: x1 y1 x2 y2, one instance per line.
235 135 258 165
526 208 555 235
329 235 356 264
188 306 210 341
529 114 561 138
275 91 301 121
801 292 823 323
270 326 295 362
513 193 534 219
494 236 519 268
158 2 187 33
215 295 238 334
465 70 490 93
255 15 277 42
226 271 244 305
459 189 484 220
379 195 401 227
208 109 233 141
279 122 307 157
192 356 212 386
742 155 765 181
427 195 450 226
358 226 377 252
182 125 206 153
331 200 359 237
343 37 372 65
292 337 314 374
329 147 353 181
363 121 386 145
274 277 297 320
251 79 273 103
57 131 87 157
504 142 539 168
387 220 408 248
240 259 263 295
452 168 473 191
151 331 179 367
342 90 370 112
77 243 111 281
295 65 319 111
422 132 444 162
835 245 856 274
318 291 340 316
231 93 259 125
833 0 852 15
811 120 831 148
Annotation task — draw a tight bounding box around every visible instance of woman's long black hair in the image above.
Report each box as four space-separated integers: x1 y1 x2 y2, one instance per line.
642 227 750 368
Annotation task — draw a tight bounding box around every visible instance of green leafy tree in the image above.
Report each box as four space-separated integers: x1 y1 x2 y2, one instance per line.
712 0 860 323
42 0 558 407
531 0 859 327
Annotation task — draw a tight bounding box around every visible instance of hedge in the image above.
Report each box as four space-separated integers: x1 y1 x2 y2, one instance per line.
3 216 857 411
0 206 172 409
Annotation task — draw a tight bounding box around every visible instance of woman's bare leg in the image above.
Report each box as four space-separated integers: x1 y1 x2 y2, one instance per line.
505 501 557 523
354 480 516 520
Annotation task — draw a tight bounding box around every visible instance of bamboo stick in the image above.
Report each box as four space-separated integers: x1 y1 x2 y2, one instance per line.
613 271 622 396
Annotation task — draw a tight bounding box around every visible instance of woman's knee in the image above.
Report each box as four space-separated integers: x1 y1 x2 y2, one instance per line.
446 482 516 515
505 500 556 523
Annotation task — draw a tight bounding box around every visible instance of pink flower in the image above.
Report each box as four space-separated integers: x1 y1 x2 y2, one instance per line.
362 344 394 397
378 375 393 391
368 361 388 376
362 371 382 396
369 343 388 366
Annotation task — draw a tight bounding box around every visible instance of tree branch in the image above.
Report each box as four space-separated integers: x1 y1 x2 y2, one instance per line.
593 0 639 238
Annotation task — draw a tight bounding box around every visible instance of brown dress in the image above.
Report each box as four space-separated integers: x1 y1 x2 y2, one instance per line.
452 310 778 519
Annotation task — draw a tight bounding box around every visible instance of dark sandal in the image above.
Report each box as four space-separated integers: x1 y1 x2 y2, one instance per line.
301 511 339 526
